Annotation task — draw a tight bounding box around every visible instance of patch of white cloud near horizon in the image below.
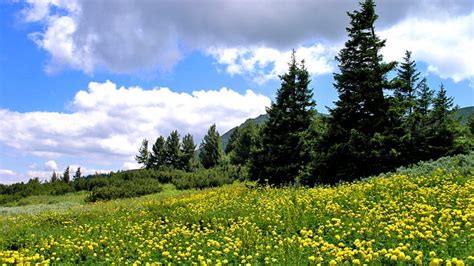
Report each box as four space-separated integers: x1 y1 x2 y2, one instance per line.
0 81 271 181
207 44 338 84
380 12 474 83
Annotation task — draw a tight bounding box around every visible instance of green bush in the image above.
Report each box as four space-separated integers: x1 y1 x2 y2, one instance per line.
86 178 162 202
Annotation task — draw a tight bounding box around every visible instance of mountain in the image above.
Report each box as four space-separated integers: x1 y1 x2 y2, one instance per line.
221 114 269 149
454 106 474 124
221 112 329 150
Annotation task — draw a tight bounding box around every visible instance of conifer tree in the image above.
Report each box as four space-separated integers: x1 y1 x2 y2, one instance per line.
149 136 166 169
164 130 181 169
73 167 81 180
395 50 420 117
135 139 150 168
315 0 396 183
429 84 458 158
181 133 196 171
63 166 70 183
250 51 315 185
199 124 223 169
229 123 260 166
225 127 240 154
51 171 59 183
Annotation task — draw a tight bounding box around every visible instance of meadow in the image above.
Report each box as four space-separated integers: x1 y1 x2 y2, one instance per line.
1 155 473 265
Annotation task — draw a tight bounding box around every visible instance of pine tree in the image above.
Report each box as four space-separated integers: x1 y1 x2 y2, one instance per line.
250 51 315 185
315 0 396 183
135 139 150 168
199 124 223 169
149 136 166 169
224 127 240 154
429 84 458 158
51 171 59 182
73 167 81 180
63 166 70 183
164 130 181 169
229 123 260 166
395 50 420 117
181 133 196 171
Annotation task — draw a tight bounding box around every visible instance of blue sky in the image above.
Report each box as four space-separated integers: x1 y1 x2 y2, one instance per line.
0 0 473 183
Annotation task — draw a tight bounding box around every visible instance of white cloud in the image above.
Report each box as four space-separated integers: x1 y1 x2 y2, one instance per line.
0 169 16 176
0 81 271 177
380 13 474 83
208 44 338 84
44 160 58 171
19 0 473 83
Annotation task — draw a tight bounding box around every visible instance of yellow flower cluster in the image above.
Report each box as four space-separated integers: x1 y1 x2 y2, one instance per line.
0 169 472 264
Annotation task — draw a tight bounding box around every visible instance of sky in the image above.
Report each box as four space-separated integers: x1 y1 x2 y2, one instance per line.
0 0 473 184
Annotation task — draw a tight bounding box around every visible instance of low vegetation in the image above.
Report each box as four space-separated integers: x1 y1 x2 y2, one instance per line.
1 153 472 265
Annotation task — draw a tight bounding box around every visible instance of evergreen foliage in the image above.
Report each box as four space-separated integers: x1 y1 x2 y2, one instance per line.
314 0 396 183
73 167 81 181
149 136 166 169
199 124 223 169
180 133 196 171
135 139 149 168
164 131 182 169
250 51 315 185
62 166 71 183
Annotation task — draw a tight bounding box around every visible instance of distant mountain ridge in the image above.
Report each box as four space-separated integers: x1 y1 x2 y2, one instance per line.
221 112 329 149
221 106 473 150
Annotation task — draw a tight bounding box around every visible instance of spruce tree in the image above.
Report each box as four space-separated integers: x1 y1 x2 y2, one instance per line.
149 136 166 169
225 127 240 154
395 50 420 117
181 133 196 171
429 84 457 158
63 166 70 183
135 139 150 168
315 0 396 183
199 124 223 169
164 130 181 169
250 51 315 185
73 167 81 180
229 123 260 166
51 171 59 182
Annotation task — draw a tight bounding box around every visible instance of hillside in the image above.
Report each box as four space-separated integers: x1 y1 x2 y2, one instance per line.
221 112 329 149
1 153 472 264
455 106 474 124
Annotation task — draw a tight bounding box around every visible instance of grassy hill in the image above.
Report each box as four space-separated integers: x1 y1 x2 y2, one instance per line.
1 153 472 264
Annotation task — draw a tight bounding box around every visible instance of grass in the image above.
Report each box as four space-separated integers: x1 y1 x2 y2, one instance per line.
0 154 473 265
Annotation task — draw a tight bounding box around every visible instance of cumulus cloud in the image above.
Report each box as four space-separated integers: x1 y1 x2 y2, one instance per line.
44 160 58 171
208 44 338 84
380 13 474 83
0 81 271 171
19 0 473 83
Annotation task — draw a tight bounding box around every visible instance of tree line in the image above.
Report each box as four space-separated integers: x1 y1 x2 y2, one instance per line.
148 0 472 186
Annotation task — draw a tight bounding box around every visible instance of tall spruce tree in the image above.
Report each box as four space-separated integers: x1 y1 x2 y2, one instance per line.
62 166 70 183
73 167 81 180
395 50 420 117
429 84 458 158
199 124 223 169
181 133 196 171
51 171 59 182
135 139 150 168
315 0 396 183
164 130 181 169
250 51 315 185
149 136 166 169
